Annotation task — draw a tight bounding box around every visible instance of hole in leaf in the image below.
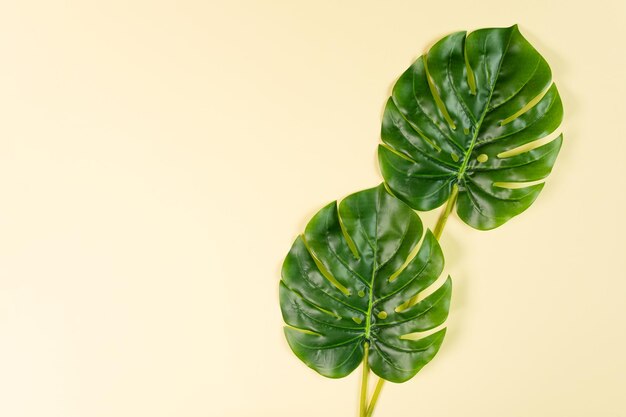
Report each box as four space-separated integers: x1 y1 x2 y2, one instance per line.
394 274 449 313
499 84 552 126
395 299 411 313
380 143 419 164
463 40 477 95
403 273 450 309
414 128 443 153
292 287 343 319
337 205 360 260
493 179 545 189
285 325 321 336
301 235 352 297
400 323 446 340
388 231 426 283
423 54 457 130
497 130 562 159
315 305 342 319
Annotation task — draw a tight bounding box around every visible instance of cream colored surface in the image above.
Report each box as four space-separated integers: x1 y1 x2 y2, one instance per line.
0 1 624 416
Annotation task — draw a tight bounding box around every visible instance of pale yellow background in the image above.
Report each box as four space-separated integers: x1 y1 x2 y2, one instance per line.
1 1 624 416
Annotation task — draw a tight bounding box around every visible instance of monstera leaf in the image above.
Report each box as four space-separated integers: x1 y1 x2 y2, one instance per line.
379 25 563 230
279 185 451 383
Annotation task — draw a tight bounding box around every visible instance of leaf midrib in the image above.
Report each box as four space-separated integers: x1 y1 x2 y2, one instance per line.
456 30 514 182
363 190 380 341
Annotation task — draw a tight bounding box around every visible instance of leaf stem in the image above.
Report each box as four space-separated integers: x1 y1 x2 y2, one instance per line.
359 343 370 417
365 377 384 417
433 183 459 240
364 187 458 416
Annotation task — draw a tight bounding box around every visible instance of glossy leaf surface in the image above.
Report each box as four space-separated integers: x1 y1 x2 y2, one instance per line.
280 185 451 383
379 25 563 230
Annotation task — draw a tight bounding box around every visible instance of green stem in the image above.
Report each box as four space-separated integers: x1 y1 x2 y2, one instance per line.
365 377 384 417
359 343 370 417
433 184 459 240
364 188 458 416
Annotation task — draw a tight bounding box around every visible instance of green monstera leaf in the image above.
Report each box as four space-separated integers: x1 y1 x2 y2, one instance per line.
379 25 563 230
279 185 451 383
